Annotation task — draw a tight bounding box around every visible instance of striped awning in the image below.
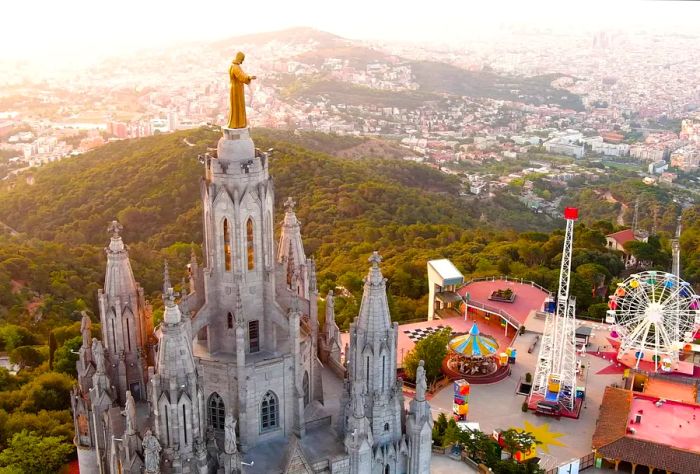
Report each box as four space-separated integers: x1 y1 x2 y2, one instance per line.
448 323 499 358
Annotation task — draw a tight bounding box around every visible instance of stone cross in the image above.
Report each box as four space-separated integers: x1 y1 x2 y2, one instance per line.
108 220 123 238
368 251 382 268
284 196 296 213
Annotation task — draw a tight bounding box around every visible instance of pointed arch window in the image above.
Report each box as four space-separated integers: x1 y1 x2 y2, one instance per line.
207 393 225 431
260 390 279 432
223 219 232 272
246 218 255 270
382 355 386 391
164 408 170 445
227 312 234 329
265 211 272 267
366 356 370 389
125 317 132 352
182 404 188 445
248 320 260 353
286 241 294 287
303 371 310 407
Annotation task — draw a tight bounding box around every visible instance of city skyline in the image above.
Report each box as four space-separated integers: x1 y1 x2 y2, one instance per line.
3 0 700 68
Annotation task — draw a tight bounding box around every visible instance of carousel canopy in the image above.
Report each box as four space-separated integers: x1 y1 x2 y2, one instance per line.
448 323 499 358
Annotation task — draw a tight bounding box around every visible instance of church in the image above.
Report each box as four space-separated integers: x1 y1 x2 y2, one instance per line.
70 54 433 474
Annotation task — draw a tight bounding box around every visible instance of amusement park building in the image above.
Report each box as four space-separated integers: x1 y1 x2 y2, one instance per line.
593 386 700 474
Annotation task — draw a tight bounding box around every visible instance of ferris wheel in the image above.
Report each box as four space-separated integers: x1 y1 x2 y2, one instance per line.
607 271 700 371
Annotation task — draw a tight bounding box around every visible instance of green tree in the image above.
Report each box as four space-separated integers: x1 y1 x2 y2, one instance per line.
9 346 44 370
18 372 74 413
0 410 73 444
587 302 609 321
443 418 460 446
48 333 57 371
0 430 73 474
457 426 495 461
0 325 36 352
0 368 16 392
499 429 540 460
403 328 452 383
53 336 82 377
432 412 449 447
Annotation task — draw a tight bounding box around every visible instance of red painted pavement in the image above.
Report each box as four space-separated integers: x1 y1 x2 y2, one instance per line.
457 279 550 327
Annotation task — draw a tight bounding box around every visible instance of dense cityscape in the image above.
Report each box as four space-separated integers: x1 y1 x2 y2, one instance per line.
0 3 699 474
2 27 699 198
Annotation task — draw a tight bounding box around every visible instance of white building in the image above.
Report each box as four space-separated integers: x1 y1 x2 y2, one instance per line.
427 259 464 320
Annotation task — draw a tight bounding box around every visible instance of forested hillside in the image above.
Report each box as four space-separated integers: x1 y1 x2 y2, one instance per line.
0 127 697 469
0 127 698 329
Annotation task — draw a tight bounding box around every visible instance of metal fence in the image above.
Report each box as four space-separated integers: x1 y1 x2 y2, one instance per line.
463 276 553 296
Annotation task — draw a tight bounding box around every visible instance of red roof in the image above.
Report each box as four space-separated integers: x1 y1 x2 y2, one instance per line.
594 387 700 473
606 228 636 246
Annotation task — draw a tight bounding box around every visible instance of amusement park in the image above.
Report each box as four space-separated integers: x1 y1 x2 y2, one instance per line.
345 207 700 473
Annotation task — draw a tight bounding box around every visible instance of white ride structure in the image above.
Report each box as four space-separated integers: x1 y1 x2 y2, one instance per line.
608 271 699 371
530 208 579 413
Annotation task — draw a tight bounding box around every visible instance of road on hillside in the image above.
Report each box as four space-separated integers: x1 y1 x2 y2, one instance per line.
0 219 19 236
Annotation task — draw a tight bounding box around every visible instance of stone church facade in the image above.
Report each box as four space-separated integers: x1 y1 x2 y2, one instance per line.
71 125 432 473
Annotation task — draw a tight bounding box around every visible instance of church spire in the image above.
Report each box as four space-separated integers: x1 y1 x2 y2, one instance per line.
355 251 391 334
104 220 138 303
277 196 308 296
98 220 150 403
162 260 171 297
162 261 181 325
152 262 203 464
343 250 406 467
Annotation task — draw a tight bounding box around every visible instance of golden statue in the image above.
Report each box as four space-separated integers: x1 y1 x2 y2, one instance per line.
227 51 256 129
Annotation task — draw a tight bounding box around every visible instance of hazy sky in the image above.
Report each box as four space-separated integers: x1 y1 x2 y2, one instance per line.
3 0 698 64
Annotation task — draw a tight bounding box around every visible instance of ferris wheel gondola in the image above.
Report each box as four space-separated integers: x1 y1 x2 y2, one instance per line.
608 271 699 372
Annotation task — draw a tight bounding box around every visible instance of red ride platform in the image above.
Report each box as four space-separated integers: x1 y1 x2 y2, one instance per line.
526 392 583 419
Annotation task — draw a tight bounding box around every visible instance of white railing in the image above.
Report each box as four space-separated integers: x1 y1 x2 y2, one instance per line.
462 275 553 296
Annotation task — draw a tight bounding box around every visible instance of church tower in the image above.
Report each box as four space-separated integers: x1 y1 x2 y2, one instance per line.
97 221 152 402
277 197 309 298
71 52 434 473
344 252 412 474
191 124 311 454
195 127 276 357
151 264 206 472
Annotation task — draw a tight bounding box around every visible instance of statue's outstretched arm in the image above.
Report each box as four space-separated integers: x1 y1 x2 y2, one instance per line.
232 65 253 84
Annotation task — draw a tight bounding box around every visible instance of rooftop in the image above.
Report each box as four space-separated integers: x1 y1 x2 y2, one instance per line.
428 259 464 285
606 228 636 246
457 278 550 327
627 395 700 452
593 387 700 474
